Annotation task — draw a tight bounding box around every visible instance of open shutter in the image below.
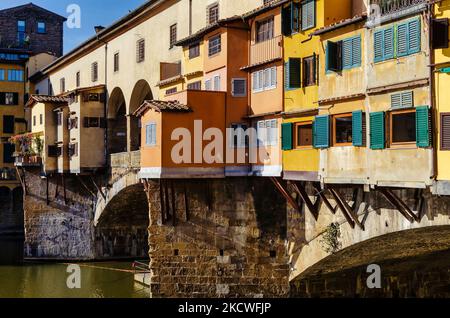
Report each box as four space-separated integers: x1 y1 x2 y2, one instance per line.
288 58 301 89
416 106 431 148
281 123 293 150
352 110 364 147
326 41 342 72
433 18 449 49
408 19 421 54
370 112 385 150
313 115 329 148
284 62 290 90
282 4 292 36
397 22 408 57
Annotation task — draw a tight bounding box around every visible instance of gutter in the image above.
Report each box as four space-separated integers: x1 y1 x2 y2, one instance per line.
428 2 438 181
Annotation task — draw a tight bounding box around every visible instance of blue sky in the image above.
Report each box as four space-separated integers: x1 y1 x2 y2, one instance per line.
0 0 147 54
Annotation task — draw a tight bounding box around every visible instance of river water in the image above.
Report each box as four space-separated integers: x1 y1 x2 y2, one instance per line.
0 238 149 298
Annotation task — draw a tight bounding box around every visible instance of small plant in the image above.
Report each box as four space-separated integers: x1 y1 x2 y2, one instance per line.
34 136 44 156
320 222 342 254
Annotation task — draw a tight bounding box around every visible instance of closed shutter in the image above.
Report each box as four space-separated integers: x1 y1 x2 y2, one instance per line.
281 123 293 150
408 19 421 54
287 58 301 89
384 27 394 59
416 106 431 148
313 115 329 148
342 38 352 69
370 112 385 150
270 67 277 87
397 22 408 57
352 110 364 147
433 18 449 49
441 114 450 150
374 30 384 62
302 0 315 31
352 36 361 67
401 91 414 108
282 4 292 36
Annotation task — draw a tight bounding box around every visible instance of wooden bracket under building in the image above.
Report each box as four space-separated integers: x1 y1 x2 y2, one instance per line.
270 177 301 213
15 166 27 195
377 187 420 223
77 175 96 198
313 183 337 215
328 186 364 230
291 181 319 220
90 175 106 200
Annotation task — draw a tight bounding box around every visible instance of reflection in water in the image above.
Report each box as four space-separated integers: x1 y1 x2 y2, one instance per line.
0 238 149 298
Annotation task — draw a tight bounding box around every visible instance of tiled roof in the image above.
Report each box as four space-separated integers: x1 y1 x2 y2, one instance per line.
26 95 69 108
134 100 192 116
157 75 184 87
242 0 289 19
312 15 367 36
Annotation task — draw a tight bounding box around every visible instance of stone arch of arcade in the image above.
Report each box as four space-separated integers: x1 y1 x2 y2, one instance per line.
107 87 127 154
0 186 24 232
128 79 153 152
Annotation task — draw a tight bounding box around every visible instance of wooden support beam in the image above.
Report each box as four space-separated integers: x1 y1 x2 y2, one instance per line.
171 180 177 227
54 174 60 199
291 181 319 220
90 176 106 200
377 188 417 223
62 174 67 205
77 176 96 198
15 167 27 195
329 188 355 229
270 177 301 213
313 183 336 214
46 176 50 206
332 187 364 230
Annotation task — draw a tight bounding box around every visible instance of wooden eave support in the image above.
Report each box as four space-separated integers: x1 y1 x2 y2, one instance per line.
77 175 96 198
270 177 301 213
15 166 27 195
313 183 337 214
328 187 364 230
90 175 106 200
291 181 319 220
377 188 419 223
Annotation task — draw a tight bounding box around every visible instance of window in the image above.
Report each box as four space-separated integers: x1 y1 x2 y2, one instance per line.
205 79 212 91
91 62 98 82
295 122 313 148
187 81 201 90
213 75 221 91
285 58 301 89
397 19 421 57
17 20 26 44
207 3 219 25
391 91 414 109
189 43 200 59
60 78 65 93
57 112 62 126
170 24 177 48
0 69 4 81
333 114 353 146
33 116 36 127
232 78 247 97
57 146 63 157
37 21 46 34
3 115 15 134
136 39 145 63
84 117 106 128
282 1 301 36
39 114 43 125
68 143 78 157
374 26 394 62
433 18 449 49
441 113 450 150
252 67 277 92
303 55 317 87
1 93 18 105
390 110 416 146
257 119 278 147
114 52 119 72
76 71 80 87
256 17 274 42
3 143 15 164
68 117 78 130
7 70 24 82
48 145 58 158
301 0 316 31
326 36 361 72
146 123 157 146
230 123 248 148
208 35 221 56
166 87 177 95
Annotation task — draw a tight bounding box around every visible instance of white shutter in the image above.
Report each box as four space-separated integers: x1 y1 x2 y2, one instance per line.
213 75 221 91
205 79 212 91
257 120 266 146
270 67 277 88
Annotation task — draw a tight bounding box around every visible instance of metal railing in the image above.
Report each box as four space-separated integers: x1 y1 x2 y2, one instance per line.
250 35 282 66
370 0 427 15
132 260 151 273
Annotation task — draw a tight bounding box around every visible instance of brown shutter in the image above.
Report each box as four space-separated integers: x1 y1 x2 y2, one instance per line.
441 113 450 150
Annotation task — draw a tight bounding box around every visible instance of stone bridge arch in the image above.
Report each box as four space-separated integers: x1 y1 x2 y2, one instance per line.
288 186 450 281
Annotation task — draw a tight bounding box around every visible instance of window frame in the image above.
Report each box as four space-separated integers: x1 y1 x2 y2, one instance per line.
302 55 316 87
208 34 222 57
146 122 157 146
136 39 145 63
169 23 177 49
91 62 98 82
301 0 316 31
207 2 219 25
332 113 353 147
189 42 200 59
37 21 46 34
255 16 274 43
231 78 247 97
113 52 120 72
294 121 314 149
389 108 417 148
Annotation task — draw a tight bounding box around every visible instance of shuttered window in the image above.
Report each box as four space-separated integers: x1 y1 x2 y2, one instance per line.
441 113 450 150
91 62 98 82
281 123 293 150
326 40 342 72
231 78 246 97
374 26 394 62
257 119 278 147
3 143 15 163
433 18 449 49
136 39 145 63
342 36 361 69
313 115 329 148
302 55 316 87
301 0 316 31
3 115 14 134
397 19 421 57
146 123 157 146
391 91 414 109
0 92 19 105
416 106 431 148
252 67 277 92
285 58 301 89
370 112 385 150
352 110 364 147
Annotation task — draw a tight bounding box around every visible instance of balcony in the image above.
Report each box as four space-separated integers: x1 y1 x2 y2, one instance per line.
370 0 427 16
10 133 43 168
247 35 282 69
14 154 42 167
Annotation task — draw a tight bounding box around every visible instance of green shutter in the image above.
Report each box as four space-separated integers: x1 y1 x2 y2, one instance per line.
352 36 361 67
281 123 293 150
416 106 430 148
370 112 385 150
374 30 384 62
342 38 352 69
384 27 394 59
284 61 290 90
397 22 408 57
408 19 421 54
314 115 329 148
288 58 301 89
352 110 364 147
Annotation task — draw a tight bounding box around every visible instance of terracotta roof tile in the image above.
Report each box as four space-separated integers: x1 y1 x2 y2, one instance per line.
26 95 69 108
312 15 367 36
134 100 192 116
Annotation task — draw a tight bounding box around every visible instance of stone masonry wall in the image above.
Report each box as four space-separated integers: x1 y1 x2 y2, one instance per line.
145 177 290 298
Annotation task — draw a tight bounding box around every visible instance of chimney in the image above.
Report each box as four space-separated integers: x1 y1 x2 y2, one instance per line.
94 25 105 34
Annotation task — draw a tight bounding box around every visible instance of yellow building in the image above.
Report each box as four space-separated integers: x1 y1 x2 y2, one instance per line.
281 0 358 182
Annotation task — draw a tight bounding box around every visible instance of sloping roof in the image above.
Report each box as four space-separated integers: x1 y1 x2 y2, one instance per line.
26 95 69 108
312 15 367 36
0 3 67 21
175 16 244 47
63 84 106 96
134 100 192 116
242 0 289 19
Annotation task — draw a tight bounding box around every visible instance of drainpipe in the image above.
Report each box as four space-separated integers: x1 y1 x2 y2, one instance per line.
428 2 438 182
